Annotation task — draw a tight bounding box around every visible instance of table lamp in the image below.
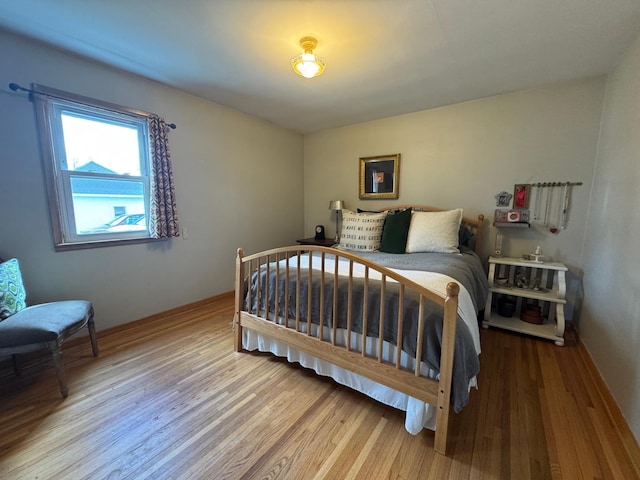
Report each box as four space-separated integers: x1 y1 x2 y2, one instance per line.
328 200 344 242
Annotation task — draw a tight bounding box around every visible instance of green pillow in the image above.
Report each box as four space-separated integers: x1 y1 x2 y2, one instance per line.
0 258 27 320
379 208 412 254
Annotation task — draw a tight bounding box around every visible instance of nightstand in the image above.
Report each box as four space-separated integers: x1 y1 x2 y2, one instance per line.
483 256 567 346
296 237 336 247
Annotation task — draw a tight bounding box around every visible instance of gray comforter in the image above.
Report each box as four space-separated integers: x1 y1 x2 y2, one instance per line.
244 249 487 412
351 248 488 312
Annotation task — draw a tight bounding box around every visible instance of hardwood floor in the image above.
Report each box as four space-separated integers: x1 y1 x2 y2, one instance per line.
1 293 639 479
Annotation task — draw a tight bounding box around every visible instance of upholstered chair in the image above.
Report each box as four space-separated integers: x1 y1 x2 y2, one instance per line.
0 258 97 397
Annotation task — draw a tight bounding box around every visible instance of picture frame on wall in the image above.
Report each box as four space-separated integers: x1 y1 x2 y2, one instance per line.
359 153 400 199
513 183 531 209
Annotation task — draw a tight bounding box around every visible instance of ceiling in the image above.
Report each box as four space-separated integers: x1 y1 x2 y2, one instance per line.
1 1 640 133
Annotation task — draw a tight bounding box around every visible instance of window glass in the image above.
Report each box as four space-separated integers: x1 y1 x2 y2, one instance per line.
34 85 153 250
60 112 142 175
70 177 146 235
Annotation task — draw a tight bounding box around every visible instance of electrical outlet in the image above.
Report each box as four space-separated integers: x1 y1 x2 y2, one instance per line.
182 227 188 239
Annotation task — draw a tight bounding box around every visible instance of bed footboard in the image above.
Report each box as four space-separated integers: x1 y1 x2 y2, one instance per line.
233 246 460 455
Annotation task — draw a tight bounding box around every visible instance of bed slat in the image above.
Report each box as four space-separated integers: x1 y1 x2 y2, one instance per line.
319 252 325 341
362 266 369 358
332 259 338 345
307 250 313 335
415 296 425 377
347 260 353 351
396 284 405 369
377 275 386 363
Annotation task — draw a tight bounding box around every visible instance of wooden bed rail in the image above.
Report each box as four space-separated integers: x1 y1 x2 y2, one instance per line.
234 245 460 455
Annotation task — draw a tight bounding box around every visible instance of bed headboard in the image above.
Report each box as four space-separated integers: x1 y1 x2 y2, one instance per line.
367 205 485 256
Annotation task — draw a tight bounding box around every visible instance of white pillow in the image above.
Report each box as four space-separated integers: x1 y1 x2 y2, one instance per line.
338 210 387 252
405 209 463 253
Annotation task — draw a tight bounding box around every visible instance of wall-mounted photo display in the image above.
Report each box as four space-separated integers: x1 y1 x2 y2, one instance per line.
513 183 531 209
495 191 513 207
359 153 400 199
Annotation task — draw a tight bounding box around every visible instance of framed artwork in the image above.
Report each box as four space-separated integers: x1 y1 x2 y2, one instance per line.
359 154 400 199
513 184 531 209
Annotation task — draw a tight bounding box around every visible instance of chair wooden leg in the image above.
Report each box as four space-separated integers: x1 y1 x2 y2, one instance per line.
88 313 98 357
49 340 68 398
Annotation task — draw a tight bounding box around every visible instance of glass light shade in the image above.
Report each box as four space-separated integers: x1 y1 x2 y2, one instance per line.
292 53 325 78
291 36 326 78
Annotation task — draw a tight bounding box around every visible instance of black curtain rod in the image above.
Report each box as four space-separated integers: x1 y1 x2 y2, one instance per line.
8 82 177 130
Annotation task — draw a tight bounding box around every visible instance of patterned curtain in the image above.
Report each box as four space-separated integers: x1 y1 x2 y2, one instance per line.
148 115 180 239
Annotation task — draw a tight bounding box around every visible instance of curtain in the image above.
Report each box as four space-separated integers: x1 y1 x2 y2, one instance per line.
148 115 180 239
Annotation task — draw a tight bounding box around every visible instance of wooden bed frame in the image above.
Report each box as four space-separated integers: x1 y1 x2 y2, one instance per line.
234 207 484 455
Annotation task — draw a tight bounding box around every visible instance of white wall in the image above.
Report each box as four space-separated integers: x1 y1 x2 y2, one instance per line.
304 79 606 272
581 32 640 442
0 30 304 330
304 50 640 445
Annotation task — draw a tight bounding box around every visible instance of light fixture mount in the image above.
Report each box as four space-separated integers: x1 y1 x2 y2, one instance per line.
291 36 325 79
299 36 318 52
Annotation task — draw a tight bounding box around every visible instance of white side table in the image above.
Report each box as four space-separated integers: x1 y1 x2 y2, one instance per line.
483 256 567 346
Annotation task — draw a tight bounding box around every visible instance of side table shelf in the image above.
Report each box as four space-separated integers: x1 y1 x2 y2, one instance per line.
295 237 336 247
483 256 567 346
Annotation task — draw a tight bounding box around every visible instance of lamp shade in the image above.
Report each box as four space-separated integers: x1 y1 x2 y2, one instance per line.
291 37 325 79
329 200 344 211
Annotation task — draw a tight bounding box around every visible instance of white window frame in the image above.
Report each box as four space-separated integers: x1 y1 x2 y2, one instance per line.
33 84 156 251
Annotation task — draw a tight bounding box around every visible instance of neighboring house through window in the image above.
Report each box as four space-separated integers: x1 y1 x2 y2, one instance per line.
113 206 126 217
32 84 177 250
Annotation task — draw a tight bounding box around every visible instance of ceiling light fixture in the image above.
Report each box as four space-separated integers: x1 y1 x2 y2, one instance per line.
291 36 325 79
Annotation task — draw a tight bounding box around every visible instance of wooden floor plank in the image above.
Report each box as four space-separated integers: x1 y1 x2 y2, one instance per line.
0 293 639 479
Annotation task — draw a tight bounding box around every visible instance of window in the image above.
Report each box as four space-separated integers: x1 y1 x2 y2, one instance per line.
34 85 155 250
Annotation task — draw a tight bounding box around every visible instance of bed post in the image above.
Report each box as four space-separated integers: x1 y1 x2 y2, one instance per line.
234 248 245 352
434 281 460 455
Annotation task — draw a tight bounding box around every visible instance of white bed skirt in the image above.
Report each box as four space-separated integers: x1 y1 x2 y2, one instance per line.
242 327 477 434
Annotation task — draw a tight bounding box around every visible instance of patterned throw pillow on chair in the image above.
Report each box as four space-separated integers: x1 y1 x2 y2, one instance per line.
0 258 27 320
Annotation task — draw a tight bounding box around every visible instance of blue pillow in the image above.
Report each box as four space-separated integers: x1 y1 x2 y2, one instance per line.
458 224 474 248
0 258 27 320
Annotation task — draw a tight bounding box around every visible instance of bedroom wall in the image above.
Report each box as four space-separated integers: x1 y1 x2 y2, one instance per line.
580 32 640 443
304 78 605 272
0 29 304 330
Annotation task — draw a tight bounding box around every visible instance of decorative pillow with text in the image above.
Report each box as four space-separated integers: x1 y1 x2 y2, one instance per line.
338 210 388 252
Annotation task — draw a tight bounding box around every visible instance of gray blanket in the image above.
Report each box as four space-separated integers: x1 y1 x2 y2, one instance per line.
244 251 487 412
348 248 488 312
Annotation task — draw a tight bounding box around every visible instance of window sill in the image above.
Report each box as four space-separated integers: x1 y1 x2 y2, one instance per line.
54 236 166 251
